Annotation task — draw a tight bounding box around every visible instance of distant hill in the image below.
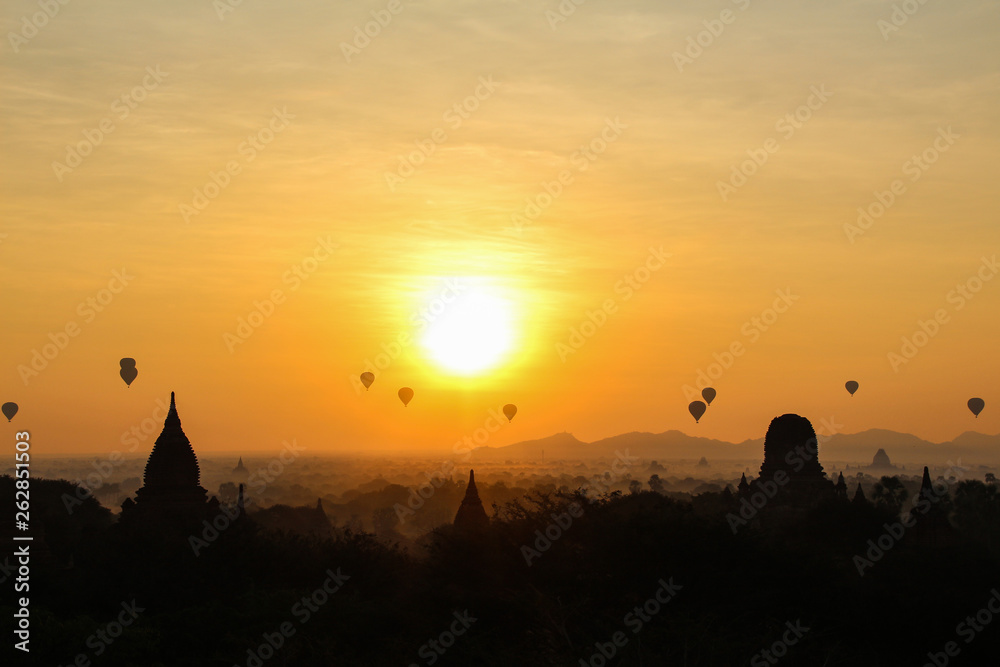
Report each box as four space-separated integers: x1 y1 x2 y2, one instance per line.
470 428 1000 465
470 432 587 461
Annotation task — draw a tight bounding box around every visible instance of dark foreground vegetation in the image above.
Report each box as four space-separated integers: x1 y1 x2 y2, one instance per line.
4 475 1000 666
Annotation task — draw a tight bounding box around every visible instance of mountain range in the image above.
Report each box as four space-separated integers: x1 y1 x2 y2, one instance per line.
470 429 1000 466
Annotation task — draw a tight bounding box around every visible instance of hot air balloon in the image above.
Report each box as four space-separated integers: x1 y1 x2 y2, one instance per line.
360 372 375 390
398 387 414 407
701 387 716 406
2 402 17 422
968 397 985 418
503 404 517 422
119 358 138 387
845 381 859 396
688 400 706 423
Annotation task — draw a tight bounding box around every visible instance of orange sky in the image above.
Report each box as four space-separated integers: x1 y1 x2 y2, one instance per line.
1 0 998 456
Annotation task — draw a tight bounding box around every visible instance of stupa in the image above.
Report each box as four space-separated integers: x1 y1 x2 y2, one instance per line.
853 482 867 505
120 392 213 525
868 448 896 471
756 414 831 500
453 469 489 529
834 472 848 499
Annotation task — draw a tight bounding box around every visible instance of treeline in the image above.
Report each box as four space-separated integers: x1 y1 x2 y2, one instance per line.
3 475 1000 666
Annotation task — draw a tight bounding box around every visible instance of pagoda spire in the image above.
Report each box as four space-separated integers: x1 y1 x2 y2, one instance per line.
122 391 210 527
737 473 751 499
919 466 934 501
141 391 202 488
853 482 867 504
454 469 489 529
165 391 180 427
834 472 848 499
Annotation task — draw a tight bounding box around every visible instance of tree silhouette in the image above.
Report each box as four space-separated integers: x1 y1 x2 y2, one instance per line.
216 481 238 504
648 474 665 494
871 475 908 513
952 480 1000 557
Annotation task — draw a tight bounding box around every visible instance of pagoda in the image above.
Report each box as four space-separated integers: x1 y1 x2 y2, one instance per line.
454 469 489 529
233 457 249 478
755 413 832 502
834 472 848 500
120 392 214 526
853 482 867 505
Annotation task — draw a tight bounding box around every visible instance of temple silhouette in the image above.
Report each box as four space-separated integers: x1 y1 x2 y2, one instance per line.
116 391 342 541
739 413 837 506
119 392 219 530
758 414 827 482
834 471 848 499
232 456 249 480
867 447 897 472
112 397 963 557
453 469 489 529
16 396 999 666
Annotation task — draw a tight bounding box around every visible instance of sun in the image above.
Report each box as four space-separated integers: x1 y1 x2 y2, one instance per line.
419 283 515 376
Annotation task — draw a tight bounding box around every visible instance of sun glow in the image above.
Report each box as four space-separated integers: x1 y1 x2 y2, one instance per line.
419 282 516 376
